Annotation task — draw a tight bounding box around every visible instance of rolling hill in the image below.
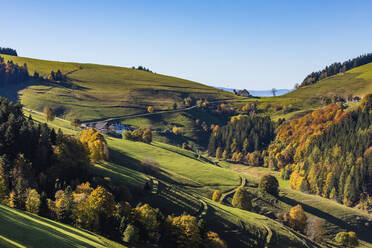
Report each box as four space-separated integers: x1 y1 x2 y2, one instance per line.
24 110 372 247
0 205 125 248
0 54 236 121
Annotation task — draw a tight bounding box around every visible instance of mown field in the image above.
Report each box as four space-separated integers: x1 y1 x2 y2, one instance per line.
0 205 125 248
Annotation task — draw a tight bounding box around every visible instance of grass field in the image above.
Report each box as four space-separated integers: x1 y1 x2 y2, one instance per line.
230 62 372 120
1 54 236 121
0 205 125 248
23 110 372 246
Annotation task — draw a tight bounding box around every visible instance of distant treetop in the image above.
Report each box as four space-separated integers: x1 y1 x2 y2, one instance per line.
299 53 372 87
132 65 152 73
0 47 18 56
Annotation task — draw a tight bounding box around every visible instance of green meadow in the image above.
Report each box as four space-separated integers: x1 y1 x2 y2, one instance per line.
0 205 125 248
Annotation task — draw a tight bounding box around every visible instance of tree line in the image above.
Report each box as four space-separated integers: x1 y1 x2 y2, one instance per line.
300 53 372 87
0 47 17 56
0 57 29 86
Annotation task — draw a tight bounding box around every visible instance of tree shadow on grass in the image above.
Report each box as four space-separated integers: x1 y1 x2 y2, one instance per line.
0 206 103 248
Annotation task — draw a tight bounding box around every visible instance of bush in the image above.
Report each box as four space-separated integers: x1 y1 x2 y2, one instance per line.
335 232 359 247
212 190 222 202
71 118 82 127
123 128 152 143
232 187 252 210
259 174 279 196
122 224 139 244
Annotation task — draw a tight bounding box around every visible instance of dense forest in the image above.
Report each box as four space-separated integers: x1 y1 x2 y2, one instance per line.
0 47 17 56
300 53 372 87
0 97 226 248
208 115 275 164
266 100 372 209
0 57 29 86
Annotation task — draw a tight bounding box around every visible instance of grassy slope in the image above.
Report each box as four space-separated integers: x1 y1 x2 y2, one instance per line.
23 111 310 247
0 205 125 248
232 62 372 120
227 164 372 247
1 54 236 121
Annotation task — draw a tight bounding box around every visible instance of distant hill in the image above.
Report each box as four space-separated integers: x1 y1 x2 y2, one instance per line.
217 87 292 96
0 54 237 121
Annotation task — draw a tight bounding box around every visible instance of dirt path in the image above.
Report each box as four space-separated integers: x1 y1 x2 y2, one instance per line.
219 177 247 204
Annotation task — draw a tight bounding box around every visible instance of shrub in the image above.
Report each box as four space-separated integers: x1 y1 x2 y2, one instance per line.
147 106 154 113
172 126 183 135
232 187 252 210
71 118 82 127
212 190 222 202
122 224 139 244
335 232 358 247
259 174 279 196
204 231 227 248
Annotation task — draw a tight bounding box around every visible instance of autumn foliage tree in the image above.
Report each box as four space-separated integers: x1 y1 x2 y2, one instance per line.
212 190 222 202
80 128 109 161
289 205 307 233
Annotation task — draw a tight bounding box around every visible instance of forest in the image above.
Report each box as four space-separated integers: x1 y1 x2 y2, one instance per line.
0 97 227 248
300 53 372 87
265 99 372 209
208 115 275 164
0 57 29 86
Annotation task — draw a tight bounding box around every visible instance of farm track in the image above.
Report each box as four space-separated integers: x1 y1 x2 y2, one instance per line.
219 177 247 204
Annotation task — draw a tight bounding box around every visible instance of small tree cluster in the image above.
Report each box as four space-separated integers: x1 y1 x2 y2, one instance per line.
335 232 358 247
123 128 152 144
80 128 109 161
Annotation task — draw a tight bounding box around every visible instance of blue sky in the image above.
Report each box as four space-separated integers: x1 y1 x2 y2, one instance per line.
1 0 372 90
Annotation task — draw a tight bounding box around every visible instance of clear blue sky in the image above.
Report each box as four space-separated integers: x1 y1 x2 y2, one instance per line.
1 0 372 90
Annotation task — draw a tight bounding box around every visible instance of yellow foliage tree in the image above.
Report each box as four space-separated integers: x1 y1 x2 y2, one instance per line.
167 215 201 248
88 186 115 217
80 128 109 161
212 190 222 202
147 106 154 113
133 204 160 240
25 188 41 214
289 204 307 233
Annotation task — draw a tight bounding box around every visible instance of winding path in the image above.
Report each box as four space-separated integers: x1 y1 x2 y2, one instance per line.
219 177 247 204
